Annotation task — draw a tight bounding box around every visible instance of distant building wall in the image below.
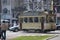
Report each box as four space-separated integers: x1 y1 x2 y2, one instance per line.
56 13 60 17
53 0 60 24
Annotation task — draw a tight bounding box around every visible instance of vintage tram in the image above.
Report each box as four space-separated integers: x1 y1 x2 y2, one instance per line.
19 12 56 32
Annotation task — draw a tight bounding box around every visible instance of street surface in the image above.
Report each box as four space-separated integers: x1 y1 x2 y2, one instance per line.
0 30 60 40
49 35 60 40
47 30 60 40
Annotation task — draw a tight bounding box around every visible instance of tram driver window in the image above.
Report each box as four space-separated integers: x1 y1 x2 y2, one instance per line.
34 17 38 22
49 17 54 22
24 18 28 23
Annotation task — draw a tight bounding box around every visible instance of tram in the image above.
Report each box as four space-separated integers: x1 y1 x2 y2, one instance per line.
19 12 56 32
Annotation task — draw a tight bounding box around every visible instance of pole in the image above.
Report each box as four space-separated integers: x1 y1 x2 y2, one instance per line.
41 0 44 12
10 0 12 26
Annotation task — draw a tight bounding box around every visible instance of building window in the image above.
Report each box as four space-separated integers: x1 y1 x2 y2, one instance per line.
7 0 10 5
32 0 37 2
43 0 47 4
38 2 42 9
34 17 38 22
3 8 8 13
44 5 51 11
53 0 60 5
57 17 60 24
54 6 60 13
43 0 51 11
29 17 33 22
32 0 34 2
57 6 60 13
30 0 32 2
3 0 10 5
43 0 51 5
29 3 33 10
3 0 7 5
23 4 27 11
33 2 37 10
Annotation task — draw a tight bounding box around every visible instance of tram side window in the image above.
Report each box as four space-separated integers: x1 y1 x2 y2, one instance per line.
40 17 46 23
20 18 23 23
24 18 28 23
29 17 33 22
34 17 38 22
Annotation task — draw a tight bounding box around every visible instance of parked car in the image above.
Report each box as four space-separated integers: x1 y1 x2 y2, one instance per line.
1 19 9 23
56 24 60 30
9 24 20 32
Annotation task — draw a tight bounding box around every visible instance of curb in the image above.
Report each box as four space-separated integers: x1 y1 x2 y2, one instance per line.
46 35 59 40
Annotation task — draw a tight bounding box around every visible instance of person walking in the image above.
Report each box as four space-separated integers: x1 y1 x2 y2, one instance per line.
1 21 8 40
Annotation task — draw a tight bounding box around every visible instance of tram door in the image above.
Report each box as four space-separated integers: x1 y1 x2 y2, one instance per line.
20 18 23 30
40 17 45 30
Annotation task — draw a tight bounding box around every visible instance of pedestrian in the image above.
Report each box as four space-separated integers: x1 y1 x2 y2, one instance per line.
1 21 8 40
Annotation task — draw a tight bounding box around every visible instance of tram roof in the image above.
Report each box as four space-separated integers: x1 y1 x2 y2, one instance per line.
18 11 56 18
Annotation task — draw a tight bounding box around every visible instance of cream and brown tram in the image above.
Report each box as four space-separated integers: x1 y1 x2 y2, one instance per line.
19 12 56 32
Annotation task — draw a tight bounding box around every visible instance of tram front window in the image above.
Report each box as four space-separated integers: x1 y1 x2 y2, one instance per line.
24 18 28 23
34 17 38 22
49 17 55 22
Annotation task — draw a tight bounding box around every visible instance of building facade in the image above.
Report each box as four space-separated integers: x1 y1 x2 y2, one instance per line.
0 0 54 26
1 0 17 26
1 0 24 26
24 0 50 12
53 0 60 24
22 0 53 16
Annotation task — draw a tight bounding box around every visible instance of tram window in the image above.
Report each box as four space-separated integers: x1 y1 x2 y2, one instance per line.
24 18 28 23
34 17 38 22
29 17 33 22
49 17 54 22
20 18 23 23
40 17 45 23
